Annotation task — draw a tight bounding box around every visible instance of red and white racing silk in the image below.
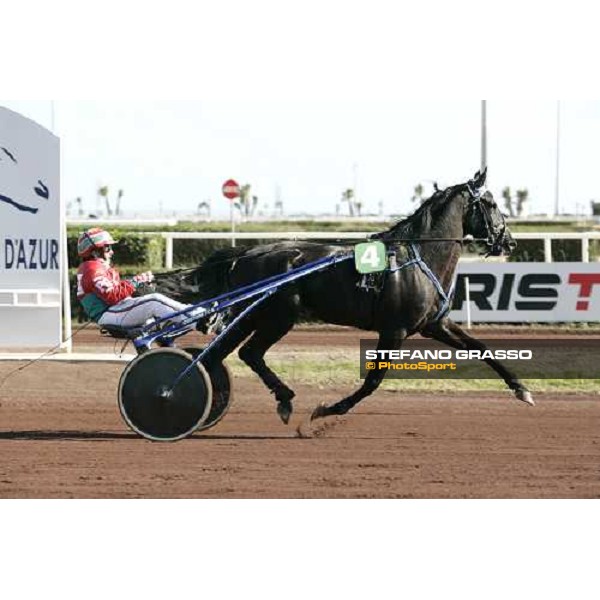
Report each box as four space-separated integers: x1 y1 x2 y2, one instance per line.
77 258 135 307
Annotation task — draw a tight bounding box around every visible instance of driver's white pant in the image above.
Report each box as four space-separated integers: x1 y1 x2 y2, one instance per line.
98 293 198 330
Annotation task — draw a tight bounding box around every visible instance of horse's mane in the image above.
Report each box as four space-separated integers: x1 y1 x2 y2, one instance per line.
373 182 469 241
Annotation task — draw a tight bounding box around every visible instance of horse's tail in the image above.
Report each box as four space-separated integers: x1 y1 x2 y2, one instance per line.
154 246 249 303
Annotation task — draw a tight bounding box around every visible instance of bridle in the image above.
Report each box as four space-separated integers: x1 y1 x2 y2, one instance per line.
465 182 507 256
369 183 506 250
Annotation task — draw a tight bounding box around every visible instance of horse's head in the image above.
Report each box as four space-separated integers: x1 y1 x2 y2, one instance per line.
463 169 516 256
0 146 50 215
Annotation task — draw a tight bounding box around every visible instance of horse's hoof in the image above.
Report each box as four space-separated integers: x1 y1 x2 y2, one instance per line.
516 389 535 406
277 400 293 425
296 419 314 439
311 403 330 421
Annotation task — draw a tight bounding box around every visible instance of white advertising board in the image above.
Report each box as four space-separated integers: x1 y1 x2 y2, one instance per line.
451 262 600 322
0 107 62 347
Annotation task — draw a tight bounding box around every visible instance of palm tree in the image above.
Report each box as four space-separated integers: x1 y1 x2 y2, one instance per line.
502 187 515 217
515 189 529 217
98 185 111 216
274 185 284 217
115 189 124 216
341 188 356 217
234 184 258 218
197 200 211 218
274 198 284 217
411 183 425 204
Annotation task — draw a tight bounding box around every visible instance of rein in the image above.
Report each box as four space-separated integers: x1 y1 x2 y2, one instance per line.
153 266 199 279
371 236 487 244
153 237 491 281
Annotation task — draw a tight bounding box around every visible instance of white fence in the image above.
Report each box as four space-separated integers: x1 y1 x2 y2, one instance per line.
161 231 600 269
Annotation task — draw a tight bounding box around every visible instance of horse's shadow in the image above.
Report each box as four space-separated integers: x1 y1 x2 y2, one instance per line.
0 430 295 442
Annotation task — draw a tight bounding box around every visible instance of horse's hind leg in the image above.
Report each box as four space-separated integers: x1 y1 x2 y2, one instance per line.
311 329 407 420
425 318 534 406
237 296 298 424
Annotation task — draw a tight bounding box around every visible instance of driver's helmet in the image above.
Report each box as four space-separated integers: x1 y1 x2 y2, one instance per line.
77 227 118 259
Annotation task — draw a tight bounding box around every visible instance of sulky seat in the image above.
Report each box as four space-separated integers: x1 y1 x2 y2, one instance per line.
100 324 145 340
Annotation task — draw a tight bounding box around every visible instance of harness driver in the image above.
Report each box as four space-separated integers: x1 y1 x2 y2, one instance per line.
76 227 203 332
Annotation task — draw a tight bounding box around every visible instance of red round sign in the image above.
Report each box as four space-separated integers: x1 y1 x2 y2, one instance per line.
222 179 241 200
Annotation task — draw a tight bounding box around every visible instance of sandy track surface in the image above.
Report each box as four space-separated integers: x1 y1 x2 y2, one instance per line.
1 345 598 498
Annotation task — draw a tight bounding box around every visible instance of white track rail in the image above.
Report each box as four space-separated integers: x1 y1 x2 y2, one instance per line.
161 231 600 268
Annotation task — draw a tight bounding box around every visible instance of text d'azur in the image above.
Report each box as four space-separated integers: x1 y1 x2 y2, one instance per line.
3 238 59 270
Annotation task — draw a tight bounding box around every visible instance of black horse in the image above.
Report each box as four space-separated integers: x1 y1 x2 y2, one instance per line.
156 170 533 424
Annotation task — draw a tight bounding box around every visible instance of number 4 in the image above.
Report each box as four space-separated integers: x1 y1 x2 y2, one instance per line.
360 244 380 268
354 241 387 274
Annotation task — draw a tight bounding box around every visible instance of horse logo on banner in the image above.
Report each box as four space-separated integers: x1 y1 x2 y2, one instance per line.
0 146 50 215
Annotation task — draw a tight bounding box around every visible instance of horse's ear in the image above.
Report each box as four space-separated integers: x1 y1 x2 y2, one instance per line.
473 168 487 188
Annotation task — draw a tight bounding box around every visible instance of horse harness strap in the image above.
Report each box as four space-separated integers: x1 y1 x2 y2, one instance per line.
388 243 455 322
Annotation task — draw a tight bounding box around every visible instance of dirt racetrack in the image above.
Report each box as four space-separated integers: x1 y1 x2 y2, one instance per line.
0 328 599 498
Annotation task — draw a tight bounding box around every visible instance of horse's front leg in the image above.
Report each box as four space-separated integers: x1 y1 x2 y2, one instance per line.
311 329 407 421
426 318 534 406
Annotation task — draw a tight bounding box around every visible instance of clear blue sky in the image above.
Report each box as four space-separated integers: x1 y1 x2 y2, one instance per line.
3 100 598 219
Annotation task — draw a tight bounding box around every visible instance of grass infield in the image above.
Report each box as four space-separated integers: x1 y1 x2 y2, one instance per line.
225 348 600 394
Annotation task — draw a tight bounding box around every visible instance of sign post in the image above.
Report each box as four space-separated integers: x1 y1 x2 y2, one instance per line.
222 179 241 248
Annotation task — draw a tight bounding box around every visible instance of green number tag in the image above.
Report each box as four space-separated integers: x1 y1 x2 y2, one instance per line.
354 241 388 274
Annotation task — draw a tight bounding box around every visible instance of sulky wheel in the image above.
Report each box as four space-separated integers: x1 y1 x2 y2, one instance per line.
184 347 234 432
118 348 213 442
